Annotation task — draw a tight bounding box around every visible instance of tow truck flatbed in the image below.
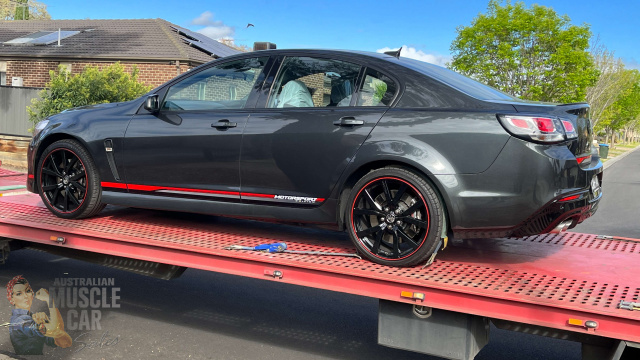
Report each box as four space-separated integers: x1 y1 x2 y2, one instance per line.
1 169 639 358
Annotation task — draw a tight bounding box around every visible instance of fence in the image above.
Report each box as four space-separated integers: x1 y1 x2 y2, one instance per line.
0 85 42 136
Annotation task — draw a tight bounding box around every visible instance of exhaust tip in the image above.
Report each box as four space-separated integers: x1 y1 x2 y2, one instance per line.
550 220 573 234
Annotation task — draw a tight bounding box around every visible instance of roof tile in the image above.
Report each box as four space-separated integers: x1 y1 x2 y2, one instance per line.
0 18 241 64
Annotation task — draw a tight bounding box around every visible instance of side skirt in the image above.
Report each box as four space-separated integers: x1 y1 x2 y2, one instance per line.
101 191 339 226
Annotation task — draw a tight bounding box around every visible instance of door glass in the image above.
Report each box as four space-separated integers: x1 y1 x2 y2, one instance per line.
268 57 361 108
356 69 397 107
162 57 268 111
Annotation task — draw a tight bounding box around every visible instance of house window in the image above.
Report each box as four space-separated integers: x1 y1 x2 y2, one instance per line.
0 61 6 86
59 62 72 73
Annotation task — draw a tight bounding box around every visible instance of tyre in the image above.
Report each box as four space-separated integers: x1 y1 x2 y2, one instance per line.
37 139 105 219
346 167 444 267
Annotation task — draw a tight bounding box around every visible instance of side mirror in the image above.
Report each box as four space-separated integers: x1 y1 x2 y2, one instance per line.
144 95 160 113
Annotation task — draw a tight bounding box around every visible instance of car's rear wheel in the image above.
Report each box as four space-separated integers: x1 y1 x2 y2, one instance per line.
38 139 105 219
346 167 443 267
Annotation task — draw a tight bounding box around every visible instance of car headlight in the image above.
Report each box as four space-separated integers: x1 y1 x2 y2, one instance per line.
33 120 49 138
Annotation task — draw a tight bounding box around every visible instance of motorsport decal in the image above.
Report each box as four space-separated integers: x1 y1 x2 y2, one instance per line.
101 182 325 204
273 195 320 203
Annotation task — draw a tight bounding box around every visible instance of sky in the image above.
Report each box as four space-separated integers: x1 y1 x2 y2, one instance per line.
42 0 639 69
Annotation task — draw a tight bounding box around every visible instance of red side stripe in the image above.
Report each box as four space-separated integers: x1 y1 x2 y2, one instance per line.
101 182 128 189
127 184 240 196
240 192 276 199
101 182 325 202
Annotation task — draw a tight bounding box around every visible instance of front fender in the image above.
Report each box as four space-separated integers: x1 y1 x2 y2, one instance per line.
29 100 142 187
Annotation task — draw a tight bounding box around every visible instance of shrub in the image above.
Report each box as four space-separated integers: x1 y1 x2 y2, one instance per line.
27 63 152 129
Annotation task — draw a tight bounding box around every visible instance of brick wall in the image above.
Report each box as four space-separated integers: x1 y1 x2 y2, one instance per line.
298 73 331 107
71 61 192 87
170 75 255 102
4 60 194 88
6 60 59 87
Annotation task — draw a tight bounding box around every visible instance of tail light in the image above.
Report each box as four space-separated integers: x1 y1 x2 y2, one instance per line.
561 120 578 139
498 115 576 143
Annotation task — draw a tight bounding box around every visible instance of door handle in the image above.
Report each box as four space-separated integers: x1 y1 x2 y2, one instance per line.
333 116 364 126
212 120 237 129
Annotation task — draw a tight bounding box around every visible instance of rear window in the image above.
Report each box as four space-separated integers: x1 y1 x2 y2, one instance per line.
399 58 519 101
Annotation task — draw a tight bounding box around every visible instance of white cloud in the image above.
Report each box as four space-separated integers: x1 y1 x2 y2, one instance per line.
191 11 234 40
377 46 451 67
197 26 234 40
191 11 222 26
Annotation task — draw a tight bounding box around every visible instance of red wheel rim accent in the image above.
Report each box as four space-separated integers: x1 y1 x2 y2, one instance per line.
350 177 430 261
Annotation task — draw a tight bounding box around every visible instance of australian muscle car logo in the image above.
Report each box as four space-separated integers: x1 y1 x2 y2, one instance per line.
4 275 121 356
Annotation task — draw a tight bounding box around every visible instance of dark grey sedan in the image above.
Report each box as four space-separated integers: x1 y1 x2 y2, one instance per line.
27 49 603 266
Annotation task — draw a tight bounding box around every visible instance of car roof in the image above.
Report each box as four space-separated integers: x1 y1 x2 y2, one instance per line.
244 48 453 83
245 49 517 102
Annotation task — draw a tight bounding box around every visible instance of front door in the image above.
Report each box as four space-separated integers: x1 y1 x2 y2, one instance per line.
123 56 269 200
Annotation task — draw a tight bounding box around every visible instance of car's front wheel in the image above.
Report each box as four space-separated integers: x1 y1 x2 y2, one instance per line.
346 167 444 267
37 139 105 219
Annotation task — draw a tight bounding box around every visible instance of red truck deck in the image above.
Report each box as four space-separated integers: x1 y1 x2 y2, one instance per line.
1 168 639 348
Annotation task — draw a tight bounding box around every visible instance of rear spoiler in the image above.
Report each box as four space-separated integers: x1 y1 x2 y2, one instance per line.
557 102 589 107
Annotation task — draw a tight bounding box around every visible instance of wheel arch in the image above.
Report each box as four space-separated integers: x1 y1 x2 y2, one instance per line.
337 159 453 237
33 133 91 192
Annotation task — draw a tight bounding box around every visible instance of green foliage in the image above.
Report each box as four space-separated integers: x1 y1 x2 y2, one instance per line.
585 40 636 128
0 0 50 20
596 69 640 132
14 0 28 20
28 63 152 126
449 0 598 103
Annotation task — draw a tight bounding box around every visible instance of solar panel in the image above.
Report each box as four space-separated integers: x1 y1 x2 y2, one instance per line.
170 25 241 58
3 30 80 45
31 31 80 45
4 31 54 44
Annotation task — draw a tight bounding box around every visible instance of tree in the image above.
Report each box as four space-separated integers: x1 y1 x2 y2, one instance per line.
449 0 598 103
586 39 636 128
218 38 251 52
27 63 152 127
596 70 640 145
14 0 27 20
0 0 50 20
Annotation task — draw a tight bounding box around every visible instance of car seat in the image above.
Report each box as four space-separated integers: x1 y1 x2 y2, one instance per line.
276 80 314 108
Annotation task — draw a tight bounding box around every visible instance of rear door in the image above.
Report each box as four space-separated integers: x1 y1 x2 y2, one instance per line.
240 55 398 205
122 56 270 200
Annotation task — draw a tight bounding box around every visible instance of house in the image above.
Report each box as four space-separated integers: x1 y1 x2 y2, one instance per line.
0 18 241 88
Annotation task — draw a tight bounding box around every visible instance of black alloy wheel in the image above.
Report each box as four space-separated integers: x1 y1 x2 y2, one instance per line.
346 167 443 267
38 139 105 219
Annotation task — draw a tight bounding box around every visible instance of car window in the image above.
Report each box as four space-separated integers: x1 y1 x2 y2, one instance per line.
162 57 268 111
399 57 518 101
356 69 396 107
268 57 361 108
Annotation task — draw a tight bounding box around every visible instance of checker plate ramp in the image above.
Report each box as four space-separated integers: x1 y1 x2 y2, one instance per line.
1 171 639 342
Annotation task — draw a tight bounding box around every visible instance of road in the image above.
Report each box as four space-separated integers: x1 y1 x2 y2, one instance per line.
569 147 640 238
0 148 637 359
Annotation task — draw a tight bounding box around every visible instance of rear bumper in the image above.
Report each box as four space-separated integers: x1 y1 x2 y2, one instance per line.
510 179 602 237
442 138 603 239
